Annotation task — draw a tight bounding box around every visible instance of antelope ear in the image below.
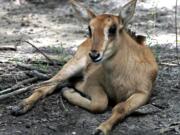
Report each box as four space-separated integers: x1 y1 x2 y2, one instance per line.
70 0 96 22
119 0 137 26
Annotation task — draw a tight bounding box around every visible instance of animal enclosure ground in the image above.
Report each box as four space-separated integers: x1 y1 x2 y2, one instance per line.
0 0 180 135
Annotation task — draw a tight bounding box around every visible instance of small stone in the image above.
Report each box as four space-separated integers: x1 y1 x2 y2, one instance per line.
72 131 76 135
25 124 31 128
134 104 160 114
47 125 57 131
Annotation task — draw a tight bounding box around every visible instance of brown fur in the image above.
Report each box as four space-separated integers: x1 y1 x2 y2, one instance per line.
11 1 158 135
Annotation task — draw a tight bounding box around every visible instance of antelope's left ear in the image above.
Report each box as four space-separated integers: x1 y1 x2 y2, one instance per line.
119 0 137 26
70 0 96 22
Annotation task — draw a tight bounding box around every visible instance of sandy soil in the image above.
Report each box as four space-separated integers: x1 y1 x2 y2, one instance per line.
0 0 180 135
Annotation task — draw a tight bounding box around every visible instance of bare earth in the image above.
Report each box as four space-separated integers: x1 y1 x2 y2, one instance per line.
0 1 180 135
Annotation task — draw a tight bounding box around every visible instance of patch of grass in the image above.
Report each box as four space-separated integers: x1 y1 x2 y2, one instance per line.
32 58 50 72
10 58 23 63
146 33 161 62
10 43 73 72
45 44 73 64
46 43 73 54
150 45 161 63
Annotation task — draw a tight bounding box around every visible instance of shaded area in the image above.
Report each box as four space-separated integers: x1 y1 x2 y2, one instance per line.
0 54 179 135
0 0 180 135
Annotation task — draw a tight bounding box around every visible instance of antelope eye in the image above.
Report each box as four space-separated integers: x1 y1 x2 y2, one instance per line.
88 26 92 37
108 24 117 36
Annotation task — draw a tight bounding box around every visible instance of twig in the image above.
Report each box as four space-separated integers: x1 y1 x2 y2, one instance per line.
0 73 16 78
17 63 47 73
0 70 51 95
0 45 17 51
160 122 180 134
59 94 69 112
0 71 27 82
0 77 38 95
23 40 55 65
26 70 51 80
133 104 161 115
0 79 69 101
175 0 180 90
159 62 180 67
0 84 35 101
33 78 70 90
29 59 64 66
175 0 179 62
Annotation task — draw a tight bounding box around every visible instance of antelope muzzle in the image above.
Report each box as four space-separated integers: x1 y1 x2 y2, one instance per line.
89 50 102 63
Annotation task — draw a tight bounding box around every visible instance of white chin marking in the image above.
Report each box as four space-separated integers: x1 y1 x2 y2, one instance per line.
95 57 102 62
92 53 103 63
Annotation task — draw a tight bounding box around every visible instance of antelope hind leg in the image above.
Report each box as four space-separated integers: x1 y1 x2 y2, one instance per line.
62 86 108 113
94 92 149 135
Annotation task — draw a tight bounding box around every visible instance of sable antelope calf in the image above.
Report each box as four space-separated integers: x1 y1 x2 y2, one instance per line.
10 0 158 134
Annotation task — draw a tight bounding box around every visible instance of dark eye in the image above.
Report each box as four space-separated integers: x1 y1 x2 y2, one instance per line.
108 24 117 36
88 26 92 37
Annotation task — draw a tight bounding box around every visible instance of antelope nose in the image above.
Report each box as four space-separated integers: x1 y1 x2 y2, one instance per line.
89 50 100 60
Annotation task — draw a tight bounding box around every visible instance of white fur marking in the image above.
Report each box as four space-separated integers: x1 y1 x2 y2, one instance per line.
62 56 87 77
104 27 109 41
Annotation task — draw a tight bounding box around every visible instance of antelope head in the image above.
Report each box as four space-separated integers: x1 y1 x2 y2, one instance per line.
70 0 137 63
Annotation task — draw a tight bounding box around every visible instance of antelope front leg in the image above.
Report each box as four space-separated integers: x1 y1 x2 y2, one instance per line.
94 92 149 135
10 56 88 116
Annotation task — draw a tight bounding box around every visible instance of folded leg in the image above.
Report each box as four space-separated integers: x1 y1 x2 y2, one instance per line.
62 85 108 113
94 92 149 135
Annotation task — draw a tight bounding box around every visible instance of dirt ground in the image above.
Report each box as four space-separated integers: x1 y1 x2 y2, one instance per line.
0 0 180 135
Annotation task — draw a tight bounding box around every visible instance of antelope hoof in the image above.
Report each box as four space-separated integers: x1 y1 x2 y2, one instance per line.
93 129 105 135
9 102 31 116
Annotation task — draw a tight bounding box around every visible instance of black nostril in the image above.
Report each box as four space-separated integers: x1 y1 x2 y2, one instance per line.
91 50 97 53
89 51 100 60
